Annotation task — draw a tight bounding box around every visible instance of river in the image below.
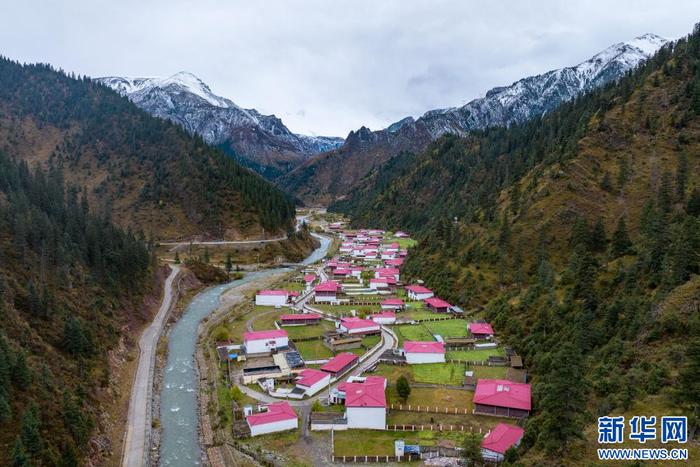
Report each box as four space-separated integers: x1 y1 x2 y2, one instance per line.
158 232 331 466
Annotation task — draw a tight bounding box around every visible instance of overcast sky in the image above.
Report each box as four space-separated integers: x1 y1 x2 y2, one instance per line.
1 1 699 136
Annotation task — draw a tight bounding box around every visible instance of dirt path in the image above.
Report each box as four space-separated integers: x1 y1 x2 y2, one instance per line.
121 265 180 467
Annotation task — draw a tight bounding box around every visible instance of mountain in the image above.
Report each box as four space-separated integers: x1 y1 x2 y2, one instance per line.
0 149 154 465
334 28 700 463
0 58 296 240
96 72 344 178
279 33 668 204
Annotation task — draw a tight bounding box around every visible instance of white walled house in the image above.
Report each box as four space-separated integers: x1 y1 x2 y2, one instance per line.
344 377 387 429
339 317 381 335
246 402 298 436
403 341 446 364
243 330 289 355
371 311 396 325
255 289 289 307
295 369 331 396
406 285 434 301
314 281 339 302
481 423 525 462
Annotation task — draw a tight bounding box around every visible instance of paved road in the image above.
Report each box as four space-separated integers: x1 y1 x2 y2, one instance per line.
122 265 180 467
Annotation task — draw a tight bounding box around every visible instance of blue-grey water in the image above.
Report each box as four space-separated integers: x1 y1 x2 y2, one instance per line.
158 235 330 465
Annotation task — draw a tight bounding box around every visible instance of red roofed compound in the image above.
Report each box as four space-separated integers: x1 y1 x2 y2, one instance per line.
320 352 359 377
345 376 387 429
481 423 525 462
473 380 531 418
279 313 321 326
339 317 381 335
469 322 494 338
406 284 434 301
403 341 446 364
255 289 289 307
314 281 339 303
424 297 452 313
294 369 331 396
380 298 405 310
243 329 289 355
246 402 298 436
303 274 316 287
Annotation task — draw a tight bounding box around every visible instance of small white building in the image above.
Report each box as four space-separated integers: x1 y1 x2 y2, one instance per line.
405 285 434 301
255 289 289 307
403 341 446 364
481 423 525 462
371 311 396 325
344 376 387 429
246 402 298 436
339 317 381 335
294 369 331 396
243 330 289 354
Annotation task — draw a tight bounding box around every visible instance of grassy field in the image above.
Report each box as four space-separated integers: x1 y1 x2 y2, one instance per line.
424 319 468 338
468 365 509 380
294 340 333 360
313 303 378 317
385 386 473 408
394 324 434 344
250 308 284 330
412 362 466 386
370 363 414 384
279 280 305 292
446 347 505 361
386 411 510 433
333 429 468 456
284 321 334 340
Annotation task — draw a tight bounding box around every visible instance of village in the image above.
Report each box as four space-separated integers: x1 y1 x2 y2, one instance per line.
211 220 530 464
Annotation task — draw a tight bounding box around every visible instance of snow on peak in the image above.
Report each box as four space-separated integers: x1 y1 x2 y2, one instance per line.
154 71 234 108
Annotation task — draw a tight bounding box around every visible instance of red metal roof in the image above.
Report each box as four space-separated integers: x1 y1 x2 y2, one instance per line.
280 313 321 321
385 259 404 266
406 285 432 294
257 289 289 296
482 423 525 454
320 352 358 373
246 402 297 426
371 311 396 319
303 274 316 282
340 317 380 330
469 322 494 335
474 380 531 411
295 369 329 387
243 329 288 341
424 297 452 308
404 341 445 354
314 281 339 292
381 298 404 306
345 377 387 408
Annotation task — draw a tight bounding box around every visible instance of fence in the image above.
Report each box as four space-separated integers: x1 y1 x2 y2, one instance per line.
388 403 471 414
387 424 484 433
331 454 420 463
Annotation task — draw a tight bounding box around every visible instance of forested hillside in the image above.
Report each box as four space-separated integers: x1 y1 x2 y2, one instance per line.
334 26 700 463
0 151 153 465
0 58 296 240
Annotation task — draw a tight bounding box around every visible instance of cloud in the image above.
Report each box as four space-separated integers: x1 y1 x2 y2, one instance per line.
1 0 698 136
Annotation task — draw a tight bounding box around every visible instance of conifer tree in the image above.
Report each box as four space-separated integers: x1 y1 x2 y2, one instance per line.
611 217 632 258
687 188 700 216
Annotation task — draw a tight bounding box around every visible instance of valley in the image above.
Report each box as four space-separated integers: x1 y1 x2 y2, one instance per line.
1 8 699 467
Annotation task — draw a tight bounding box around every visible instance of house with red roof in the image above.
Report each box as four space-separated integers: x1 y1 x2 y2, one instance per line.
243 329 289 355
406 284 434 301
473 380 531 418
424 297 452 313
403 341 446 364
380 298 405 310
279 313 321 326
338 317 381 335
246 402 298 436
369 277 390 290
469 322 495 339
481 423 525 462
344 376 387 429
375 267 400 281
314 281 339 302
255 289 289 307
303 274 317 288
370 311 396 325
294 368 331 396
320 352 359 377
384 258 404 267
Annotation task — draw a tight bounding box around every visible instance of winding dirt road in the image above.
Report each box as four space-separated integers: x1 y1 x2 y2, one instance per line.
121 265 180 467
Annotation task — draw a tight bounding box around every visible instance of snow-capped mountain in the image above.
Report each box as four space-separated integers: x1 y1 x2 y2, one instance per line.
279 33 669 203
95 72 343 178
